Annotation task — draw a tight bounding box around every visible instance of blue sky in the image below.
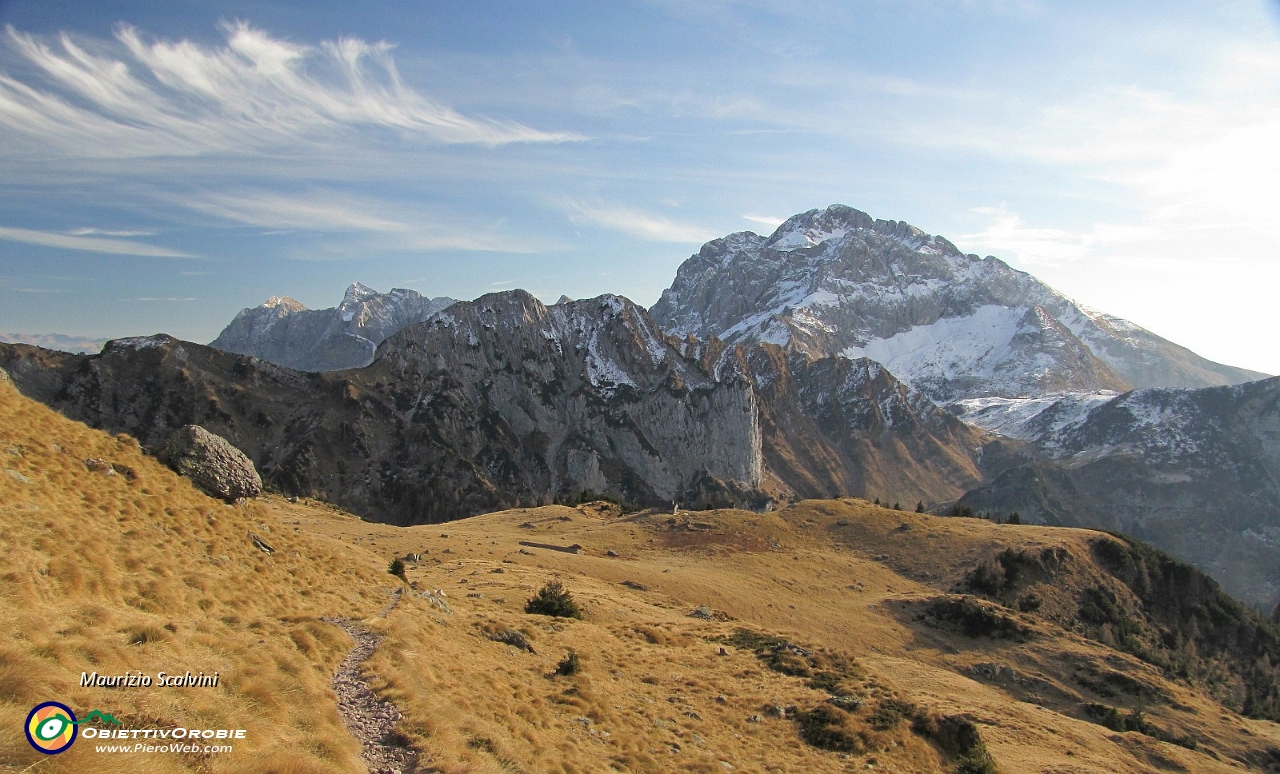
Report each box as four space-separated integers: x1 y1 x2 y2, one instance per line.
1 0 1278 374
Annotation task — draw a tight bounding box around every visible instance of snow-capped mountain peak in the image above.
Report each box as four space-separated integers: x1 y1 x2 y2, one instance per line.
262 295 306 312
211 283 457 371
340 282 379 309
651 204 1266 404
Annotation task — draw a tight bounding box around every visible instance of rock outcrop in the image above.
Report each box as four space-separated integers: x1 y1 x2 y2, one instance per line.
158 425 262 500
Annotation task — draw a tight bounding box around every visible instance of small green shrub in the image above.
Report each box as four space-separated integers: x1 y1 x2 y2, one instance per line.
555 649 581 676
912 713 999 773
525 580 581 619
794 705 859 752
388 557 406 581
720 628 787 651
808 671 845 693
869 698 914 730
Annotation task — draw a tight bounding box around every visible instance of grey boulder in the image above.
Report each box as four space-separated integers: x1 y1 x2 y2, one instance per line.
159 425 262 500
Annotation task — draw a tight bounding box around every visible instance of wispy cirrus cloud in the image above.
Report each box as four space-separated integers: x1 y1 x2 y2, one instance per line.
742 213 784 230
563 200 714 243
0 21 582 163
0 225 195 258
186 191 414 234
958 206 1157 266
186 189 552 254
67 227 157 237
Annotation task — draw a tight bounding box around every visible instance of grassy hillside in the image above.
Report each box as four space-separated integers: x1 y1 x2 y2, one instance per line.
0 371 390 773
4 368 1280 773
313 501 1280 774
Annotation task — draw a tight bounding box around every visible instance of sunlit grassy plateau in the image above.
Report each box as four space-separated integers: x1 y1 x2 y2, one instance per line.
2 370 1280 773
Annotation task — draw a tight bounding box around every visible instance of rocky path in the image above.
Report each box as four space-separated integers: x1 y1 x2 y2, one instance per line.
324 589 421 774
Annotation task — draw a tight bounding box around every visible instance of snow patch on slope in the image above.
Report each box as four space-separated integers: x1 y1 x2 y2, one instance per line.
953 392 1114 442
844 306 1030 387
768 225 850 251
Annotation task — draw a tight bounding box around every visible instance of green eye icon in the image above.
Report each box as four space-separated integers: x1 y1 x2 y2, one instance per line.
37 714 70 740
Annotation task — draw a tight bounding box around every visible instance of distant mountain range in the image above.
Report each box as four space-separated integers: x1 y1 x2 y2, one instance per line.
0 332 107 354
210 282 456 371
4 204 1277 606
207 208 1266 405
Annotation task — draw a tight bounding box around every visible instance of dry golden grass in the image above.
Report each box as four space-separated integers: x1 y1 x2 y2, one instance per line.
0 376 390 773
293 500 1280 773
5 368 1280 773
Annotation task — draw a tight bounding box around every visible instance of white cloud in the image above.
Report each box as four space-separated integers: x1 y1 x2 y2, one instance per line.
955 203 1280 374
742 213 784 229
67 227 157 237
959 206 1163 265
186 189 551 254
961 207 1090 264
564 200 715 243
0 21 581 162
187 191 414 234
0 225 195 258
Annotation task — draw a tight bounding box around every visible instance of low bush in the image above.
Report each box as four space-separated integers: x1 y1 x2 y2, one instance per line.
922 597 1034 641
869 698 914 730
794 705 859 753
555 650 581 676
525 580 581 619
1082 703 1197 750
911 712 999 773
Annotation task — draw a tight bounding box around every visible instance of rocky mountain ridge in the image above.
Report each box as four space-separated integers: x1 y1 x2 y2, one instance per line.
0 290 986 526
210 282 456 371
650 205 1266 403
954 378 1280 605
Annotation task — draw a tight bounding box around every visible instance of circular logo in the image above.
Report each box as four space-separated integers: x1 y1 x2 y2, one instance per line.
25 702 77 754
